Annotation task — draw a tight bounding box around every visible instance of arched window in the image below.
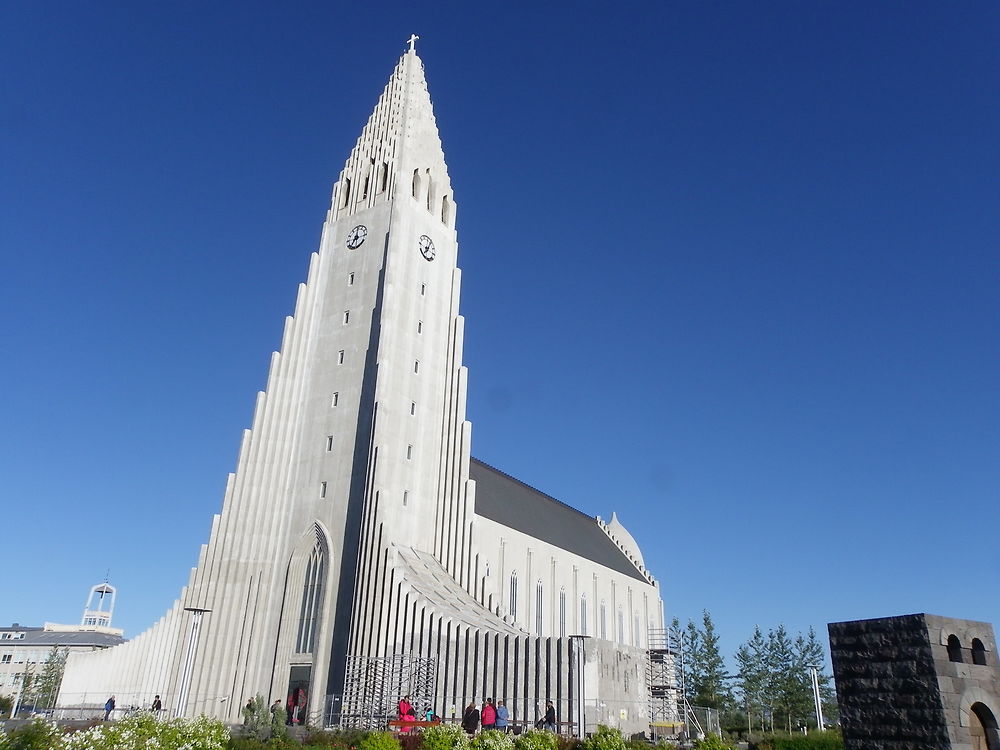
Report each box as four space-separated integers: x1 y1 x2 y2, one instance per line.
411 169 421 198
600 600 607 640
580 595 588 636
535 581 544 636
972 638 988 666
295 541 326 653
509 572 518 620
441 195 451 225
559 588 567 638
947 634 964 662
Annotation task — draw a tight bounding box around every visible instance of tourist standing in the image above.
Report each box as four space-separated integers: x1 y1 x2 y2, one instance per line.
103 695 115 721
462 701 480 735
496 700 509 732
151 694 162 713
481 697 497 730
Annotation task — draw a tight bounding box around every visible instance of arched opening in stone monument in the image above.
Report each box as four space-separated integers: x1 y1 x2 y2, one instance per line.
948 634 964 662
969 701 1000 750
973 638 988 665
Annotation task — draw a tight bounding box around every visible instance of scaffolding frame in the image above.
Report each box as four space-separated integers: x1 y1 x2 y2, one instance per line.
646 628 682 740
338 654 437 728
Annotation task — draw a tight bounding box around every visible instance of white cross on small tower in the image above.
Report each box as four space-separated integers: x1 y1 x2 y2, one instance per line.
407 34 419 52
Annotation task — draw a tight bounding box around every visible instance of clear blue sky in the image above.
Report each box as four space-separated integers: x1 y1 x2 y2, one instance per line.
2 1 997 670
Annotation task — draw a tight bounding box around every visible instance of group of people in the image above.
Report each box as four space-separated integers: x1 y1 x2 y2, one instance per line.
102 694 163 721
461 697 515 734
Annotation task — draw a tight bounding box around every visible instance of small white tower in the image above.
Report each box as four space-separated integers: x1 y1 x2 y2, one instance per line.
81 582 116 628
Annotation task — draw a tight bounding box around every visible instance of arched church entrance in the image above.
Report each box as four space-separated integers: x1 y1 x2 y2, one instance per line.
969 702 1000 750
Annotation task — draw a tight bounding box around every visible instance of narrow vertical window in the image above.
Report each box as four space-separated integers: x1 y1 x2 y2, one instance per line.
417 320 423 334
414 360 419 373
601 600 607 640
337 350 345 365
320 481 327 499
348 273 355 286
331 392 339 407
509 572 518 620
326 436 334 452
634 615 641 647
535 581 544 636
403 490 409 507
559 588 567 638
410 401 416 415
406 445 413 460
580 596 588 636
617 609 624 644
420 283 426 296
343 310 350 325
340 178 351 208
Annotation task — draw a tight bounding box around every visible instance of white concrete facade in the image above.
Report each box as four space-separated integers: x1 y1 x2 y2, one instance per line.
58 46 664 734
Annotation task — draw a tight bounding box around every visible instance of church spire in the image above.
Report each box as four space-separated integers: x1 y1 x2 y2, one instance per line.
332 42 454 227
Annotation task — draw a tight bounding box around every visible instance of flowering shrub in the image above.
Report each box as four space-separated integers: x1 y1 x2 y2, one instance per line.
470 729 515 750
0 716 64 750
421 722 470 750
59 712 228 750
581 727 625 750
513 729 558 750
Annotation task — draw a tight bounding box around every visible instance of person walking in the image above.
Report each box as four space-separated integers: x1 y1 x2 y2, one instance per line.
496 700 509 733
481 697 497 730
462 701 480 735
103 695 115 721
543 700 556 732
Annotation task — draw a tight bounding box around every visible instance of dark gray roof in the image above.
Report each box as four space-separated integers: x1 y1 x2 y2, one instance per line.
0 629 124 648
471 458 647 582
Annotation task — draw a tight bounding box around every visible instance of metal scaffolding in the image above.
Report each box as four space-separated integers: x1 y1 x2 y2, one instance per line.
339 654 437 728
646 628 682 740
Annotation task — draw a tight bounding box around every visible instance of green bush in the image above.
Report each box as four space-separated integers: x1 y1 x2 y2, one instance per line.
1 717 64 750
302 727 372 749
748 731 842 750
692 735 737 750
421 723 470 750
513 729 558 750
581 727 625 750
360 731 403 750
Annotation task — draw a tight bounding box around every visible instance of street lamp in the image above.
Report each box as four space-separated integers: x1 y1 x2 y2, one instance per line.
568 635 592 738
176 607 211 718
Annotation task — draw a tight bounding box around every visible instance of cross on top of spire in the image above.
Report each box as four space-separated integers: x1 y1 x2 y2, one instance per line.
407 34 419 52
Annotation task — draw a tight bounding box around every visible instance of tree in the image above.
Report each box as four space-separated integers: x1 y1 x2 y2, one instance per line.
683 618 703 706
691 611 731 711
734 626 769 732
793 626 838 726
31 647 68 710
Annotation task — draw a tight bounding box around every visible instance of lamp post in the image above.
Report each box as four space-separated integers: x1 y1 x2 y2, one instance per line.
568 635 592 738
175 607 211 718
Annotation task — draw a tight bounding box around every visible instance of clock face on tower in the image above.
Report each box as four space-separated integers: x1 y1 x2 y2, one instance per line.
346 225 367 249
418 234 436 261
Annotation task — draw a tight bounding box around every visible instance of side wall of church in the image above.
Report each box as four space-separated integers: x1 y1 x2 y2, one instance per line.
471 516 664 648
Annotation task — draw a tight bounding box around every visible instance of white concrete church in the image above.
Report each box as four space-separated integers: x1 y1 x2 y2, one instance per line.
59 42 666 734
